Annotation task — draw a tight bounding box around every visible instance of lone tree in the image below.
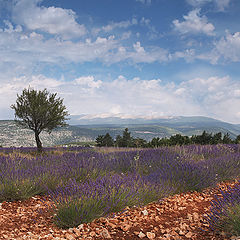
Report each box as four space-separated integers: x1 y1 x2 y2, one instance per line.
11 87 69 151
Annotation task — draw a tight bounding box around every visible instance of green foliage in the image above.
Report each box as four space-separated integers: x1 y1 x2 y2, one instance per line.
97 128 147 148
53 197 105 229
115 128 133 147
0 179 45 202
211 132 222 144
96 133 114 147
96 129 236 148
53 181 168 229
208 198 240 236
221 204 240 235
169 134 189 146
148 131 235 147
133 138 148 148
122 128 132 147
11 87 69 151
222 133 232 144
53 187 136 229
235 135 240 144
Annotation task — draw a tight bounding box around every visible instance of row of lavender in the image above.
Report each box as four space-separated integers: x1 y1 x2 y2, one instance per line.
0 144 240 235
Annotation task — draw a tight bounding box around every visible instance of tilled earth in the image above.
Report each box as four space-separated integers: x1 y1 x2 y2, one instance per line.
0 181 238 240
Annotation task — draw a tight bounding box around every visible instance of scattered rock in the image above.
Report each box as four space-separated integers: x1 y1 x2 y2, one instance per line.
193 212 199 221
138 231 146 238
147 231 156 239
77 224 84 230
73 228 81 236
231 236 240 240
120 223 131 232
99 228 111 239
1 180 238 239
89 231 96 237
142 209 148 216
185 231 193 238
179 230 185 235
107 222 117 229
64 233 75 240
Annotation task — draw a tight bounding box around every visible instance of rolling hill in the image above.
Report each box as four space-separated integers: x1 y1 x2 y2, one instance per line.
0 116 240 147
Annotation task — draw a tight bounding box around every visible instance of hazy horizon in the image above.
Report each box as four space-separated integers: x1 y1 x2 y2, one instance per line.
2 114 239 125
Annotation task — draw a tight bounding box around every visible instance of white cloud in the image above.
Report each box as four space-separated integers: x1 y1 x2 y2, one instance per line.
186 0 211 6
121 31 132 40
181 76 230 94
169 49 196 62
140 17 159 39
178 76 240 122
0 28 119 65
75 76 102 89
0 74 66 118
136 0 152 5
215 0 231 11
199 31 240 64
128 43 169 63
173 8 215 36
0 25 195 70
214 31 240 62
3 20 22 33
3 74 240 123
186 0 231 11
100 19 137 33
12 0 86 39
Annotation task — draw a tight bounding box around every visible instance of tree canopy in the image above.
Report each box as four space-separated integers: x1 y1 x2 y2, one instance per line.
11 87 69 151
96 129 238 148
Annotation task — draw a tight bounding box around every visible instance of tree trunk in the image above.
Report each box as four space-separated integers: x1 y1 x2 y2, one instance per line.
35 131 42 152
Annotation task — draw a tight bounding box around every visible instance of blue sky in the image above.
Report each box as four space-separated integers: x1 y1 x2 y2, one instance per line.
0 0 240 123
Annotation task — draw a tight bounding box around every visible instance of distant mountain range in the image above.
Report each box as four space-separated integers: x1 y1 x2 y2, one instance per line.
0 116 240 147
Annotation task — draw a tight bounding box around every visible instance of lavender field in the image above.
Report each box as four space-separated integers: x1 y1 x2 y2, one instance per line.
0 145 240 235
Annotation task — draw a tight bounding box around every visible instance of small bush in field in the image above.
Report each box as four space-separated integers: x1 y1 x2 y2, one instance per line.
0 179 45 202
0 145 240 230
49 174 172 228
205 181 240 236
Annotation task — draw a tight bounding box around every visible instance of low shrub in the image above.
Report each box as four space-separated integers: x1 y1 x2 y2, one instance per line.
205 181 240 236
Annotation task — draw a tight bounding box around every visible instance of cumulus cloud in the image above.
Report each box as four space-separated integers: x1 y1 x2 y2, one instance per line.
2 20 22 33
178 76 240 122
12 0 86 39
214 31 240 62
93 18 137 35
216 0 231 11
169 49 196 62
74 76 102 89
102 41 170 64
186 0 211 6
0 24 197 71
4 74 240 123
173 8 215 36
140 17 159 39
0 74 66 118
0 27 119 65
198 31 240 64
136 0 152 5
186 0 231 11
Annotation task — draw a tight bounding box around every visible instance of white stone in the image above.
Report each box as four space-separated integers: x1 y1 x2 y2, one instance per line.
142 209 148 216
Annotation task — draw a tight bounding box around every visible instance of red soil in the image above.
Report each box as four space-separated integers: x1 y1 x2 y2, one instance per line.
0 181 238 240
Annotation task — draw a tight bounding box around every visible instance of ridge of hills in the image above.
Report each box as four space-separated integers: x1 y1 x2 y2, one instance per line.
0 116 240 147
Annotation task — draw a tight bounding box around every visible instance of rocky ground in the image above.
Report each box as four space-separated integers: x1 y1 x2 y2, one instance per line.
0 181 239 240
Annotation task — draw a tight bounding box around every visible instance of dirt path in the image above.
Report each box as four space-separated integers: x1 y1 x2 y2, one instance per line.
0 181 237 240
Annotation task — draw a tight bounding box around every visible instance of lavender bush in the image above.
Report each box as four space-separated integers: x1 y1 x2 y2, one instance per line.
205 181 240 236
49 174 172 228
0 145 240 228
